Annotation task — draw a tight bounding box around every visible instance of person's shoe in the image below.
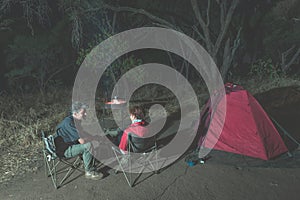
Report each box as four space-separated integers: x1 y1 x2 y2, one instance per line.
85 171 103 180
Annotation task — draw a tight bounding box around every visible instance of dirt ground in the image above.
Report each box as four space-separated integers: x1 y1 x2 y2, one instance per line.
1 158 300 200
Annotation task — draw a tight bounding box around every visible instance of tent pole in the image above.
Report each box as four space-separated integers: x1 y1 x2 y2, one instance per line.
270 116 300 147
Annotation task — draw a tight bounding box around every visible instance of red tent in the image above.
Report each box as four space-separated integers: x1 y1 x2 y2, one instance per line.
198 83 288 160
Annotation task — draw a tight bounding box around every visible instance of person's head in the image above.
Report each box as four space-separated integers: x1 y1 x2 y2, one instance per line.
129 105 144 122
72 101 88 120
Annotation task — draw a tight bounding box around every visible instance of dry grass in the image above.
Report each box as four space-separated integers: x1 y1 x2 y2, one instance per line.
0 88 71 183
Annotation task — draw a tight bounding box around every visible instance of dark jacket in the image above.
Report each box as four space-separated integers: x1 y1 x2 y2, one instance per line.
55 116 81 157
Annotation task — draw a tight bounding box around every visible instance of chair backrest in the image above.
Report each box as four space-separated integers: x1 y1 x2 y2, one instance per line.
41 131 57 159
128 133 156 153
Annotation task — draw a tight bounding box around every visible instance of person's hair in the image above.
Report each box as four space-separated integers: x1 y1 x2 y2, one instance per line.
71 101 88 114
129 105 144 120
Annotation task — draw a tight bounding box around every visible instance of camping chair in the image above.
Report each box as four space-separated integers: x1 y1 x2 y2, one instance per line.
41 131 84 189
112 133 158 187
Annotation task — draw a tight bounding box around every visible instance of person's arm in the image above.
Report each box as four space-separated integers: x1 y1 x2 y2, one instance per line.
76 124 99 143
118 130 128 151
79 134 101 144
63 118 82 144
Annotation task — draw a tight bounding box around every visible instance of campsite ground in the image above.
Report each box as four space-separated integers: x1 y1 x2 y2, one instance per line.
1 86 300 200
1 158 300 200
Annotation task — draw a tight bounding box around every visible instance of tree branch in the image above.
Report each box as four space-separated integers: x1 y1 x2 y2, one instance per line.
282 47 300 72
191 0 213 54
44 64 73 89
281 45 295 69
192 25 205 42
112 11 117 34
220 27 241 79
99 4 182 32
213 0 239 59
206 0 211 26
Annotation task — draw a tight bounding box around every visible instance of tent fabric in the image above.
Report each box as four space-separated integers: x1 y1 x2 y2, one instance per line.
199 83 288 160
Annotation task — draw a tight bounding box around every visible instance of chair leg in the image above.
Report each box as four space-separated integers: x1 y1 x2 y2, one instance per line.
43 152 47 177
129 155 132 187
43 151 58 189
113 149 133 187
57 156 83 188
51 159 58 189
112 147 160 187
46 159 58 189
44 154 83 189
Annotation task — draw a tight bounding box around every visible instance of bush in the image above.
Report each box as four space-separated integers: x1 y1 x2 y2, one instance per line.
249 59 283 80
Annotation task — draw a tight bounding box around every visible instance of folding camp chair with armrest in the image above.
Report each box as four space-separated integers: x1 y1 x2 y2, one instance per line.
112 133 158 187
41 131 84 189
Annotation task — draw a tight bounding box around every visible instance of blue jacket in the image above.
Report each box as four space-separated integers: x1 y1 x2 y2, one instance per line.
55 115 81 157
56 115 81 144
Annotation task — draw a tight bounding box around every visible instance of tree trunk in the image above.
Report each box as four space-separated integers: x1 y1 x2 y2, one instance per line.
191 0 240 79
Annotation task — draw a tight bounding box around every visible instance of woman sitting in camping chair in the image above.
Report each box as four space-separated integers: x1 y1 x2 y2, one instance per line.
114 105 149 151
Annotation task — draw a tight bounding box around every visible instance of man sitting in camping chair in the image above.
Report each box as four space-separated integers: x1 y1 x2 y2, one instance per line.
55 101 103 180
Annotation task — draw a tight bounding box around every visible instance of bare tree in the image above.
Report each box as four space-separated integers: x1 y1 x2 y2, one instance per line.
0 0 51 35
191 0 240 79
1 0 242 80
101 0 241 80
0 0 108 49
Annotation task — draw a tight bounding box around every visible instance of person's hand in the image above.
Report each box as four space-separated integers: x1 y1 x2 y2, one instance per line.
78 138 85 144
